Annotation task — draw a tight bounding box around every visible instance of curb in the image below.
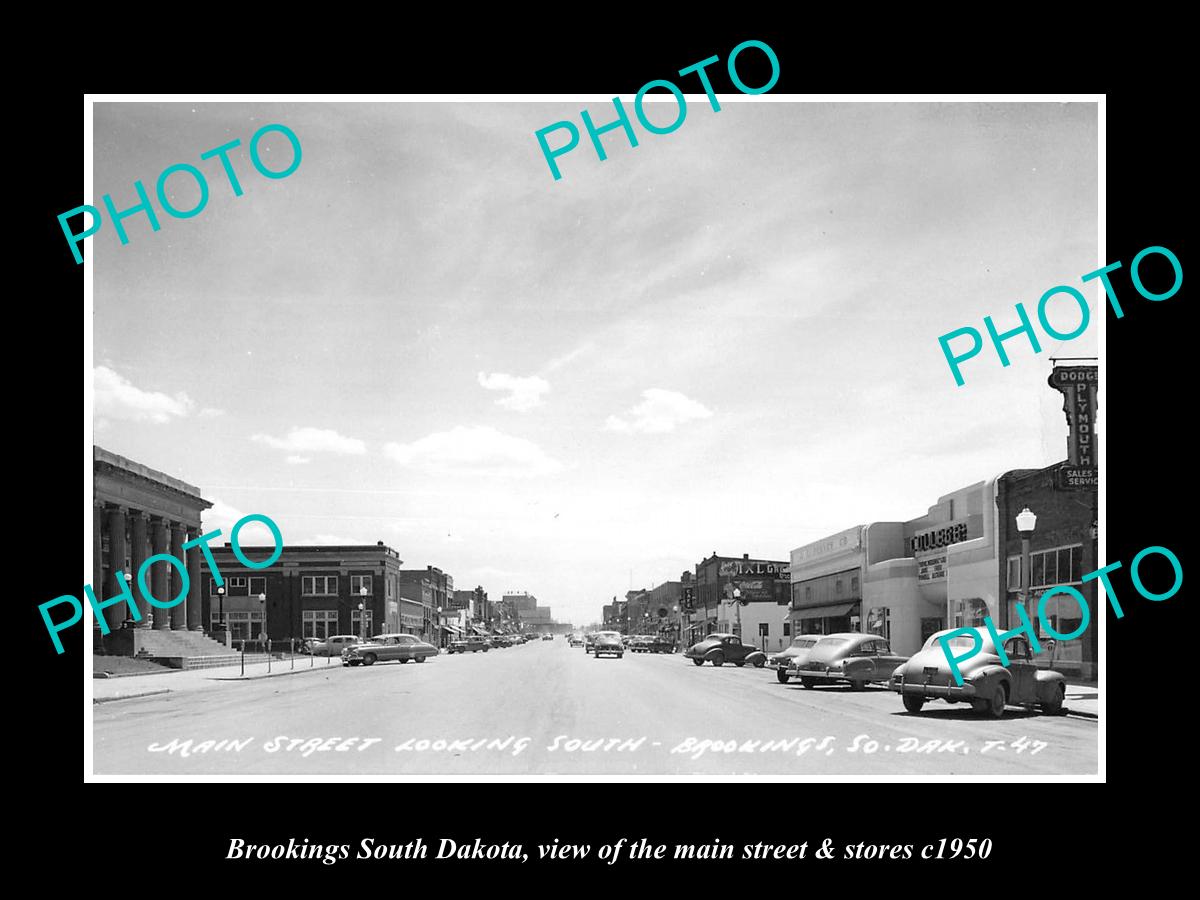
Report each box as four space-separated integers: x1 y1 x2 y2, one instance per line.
1065 708 1099 720
208 662 346 682
93 669 182 679
94 689 171 704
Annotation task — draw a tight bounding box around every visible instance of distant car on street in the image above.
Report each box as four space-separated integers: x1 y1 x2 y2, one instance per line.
768 635 822 684
306 634 362 657
786 633 907 690
684 633 768 668
586 631 620 654
890 627 1067 717
489 636 507 649
593 633 625 659
569 633 585 648
342 633 438 667
542 633 553 641
448 635 490 654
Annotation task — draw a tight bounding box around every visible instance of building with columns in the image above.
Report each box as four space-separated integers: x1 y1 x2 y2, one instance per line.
92 446 213 655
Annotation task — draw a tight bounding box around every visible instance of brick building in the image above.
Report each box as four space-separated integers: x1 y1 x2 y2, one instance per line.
200 542 405 644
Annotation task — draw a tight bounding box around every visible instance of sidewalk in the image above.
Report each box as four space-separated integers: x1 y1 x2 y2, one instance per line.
92 656 346 704
1063 683 1099 719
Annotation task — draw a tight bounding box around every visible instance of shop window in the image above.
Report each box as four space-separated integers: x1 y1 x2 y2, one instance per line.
302 610 339 639
782 622 791 637
920 617 944 645
851 576 860 594
866 606 891 641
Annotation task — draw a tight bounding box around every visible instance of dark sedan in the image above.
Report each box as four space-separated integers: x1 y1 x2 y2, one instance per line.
684 633 767 668
786 633 907 689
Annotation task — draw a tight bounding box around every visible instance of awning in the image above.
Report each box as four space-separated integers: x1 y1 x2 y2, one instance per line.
472 626 490 636
441 624 462 635
795 601 859 620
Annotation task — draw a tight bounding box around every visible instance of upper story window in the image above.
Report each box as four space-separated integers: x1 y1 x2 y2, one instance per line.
351 575 373 595
302 575 338 596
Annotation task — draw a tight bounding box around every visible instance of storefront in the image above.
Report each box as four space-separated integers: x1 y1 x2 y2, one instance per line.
790 526 866 636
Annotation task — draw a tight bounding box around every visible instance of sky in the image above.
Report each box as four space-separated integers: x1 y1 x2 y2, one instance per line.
91 99 1098 628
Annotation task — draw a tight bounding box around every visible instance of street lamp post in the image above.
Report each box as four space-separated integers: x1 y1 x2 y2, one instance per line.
673 604 681 653
358 586 368 642
216 585 226 646
436 606 443 649
1015 506 1037 630
732 588 742 639
259 592 269 672
122 572 135 629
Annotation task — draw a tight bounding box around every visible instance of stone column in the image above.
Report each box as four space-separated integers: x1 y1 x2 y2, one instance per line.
151 517 171 630
92 501 105 633
129 512 151 628
170 522 187 630
187 526 204 631
104 505 129 634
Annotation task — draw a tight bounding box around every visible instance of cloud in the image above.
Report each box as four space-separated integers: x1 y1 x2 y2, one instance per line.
604 389 713 434
478 372 550 412
291 534 370 546
94 366 194 424
383 426 563 478
285 455 312 465
251 427 367 456
198 407 226 418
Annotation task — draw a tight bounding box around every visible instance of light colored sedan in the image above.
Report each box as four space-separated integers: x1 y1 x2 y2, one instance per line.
342 633 438 667
306 634 362 657
786 633 907 690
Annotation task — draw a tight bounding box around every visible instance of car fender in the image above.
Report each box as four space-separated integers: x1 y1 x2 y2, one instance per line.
745 651 767 666
703 648 724 660
1034 669 1066 700
969 665 1012 695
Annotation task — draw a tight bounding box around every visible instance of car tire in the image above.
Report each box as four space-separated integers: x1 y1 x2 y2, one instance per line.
848 679 866 691
734 661 745 667
984 684 1007 718
416 656 426 663
776 670 790 684
710 652 724 667
399 658 410 664
902 695 925 713
800 677 817 689
692 658 704 667
362 654 376 666
753 657 765 668
1041 684 1065 715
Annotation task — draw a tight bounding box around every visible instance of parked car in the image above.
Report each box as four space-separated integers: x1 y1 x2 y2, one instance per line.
768 635 822 684
342 633 438 667
569 633 585 647
786 633 907 689
448 635 490 654
890 627 1067 717
593 633 625 659
306 634 362 657
684 633 768 668
488 636 507 649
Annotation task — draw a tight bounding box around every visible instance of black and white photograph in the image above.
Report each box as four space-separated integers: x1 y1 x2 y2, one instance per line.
76 92 1111 779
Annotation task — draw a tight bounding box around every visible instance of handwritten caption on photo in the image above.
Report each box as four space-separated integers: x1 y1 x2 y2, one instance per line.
147 733 1047 759
48 513 282 653
226 835 993 865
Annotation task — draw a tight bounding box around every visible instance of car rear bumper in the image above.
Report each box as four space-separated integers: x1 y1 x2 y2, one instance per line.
892 681 977 700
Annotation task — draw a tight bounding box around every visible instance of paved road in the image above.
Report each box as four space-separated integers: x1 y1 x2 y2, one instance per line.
93 640 1097 775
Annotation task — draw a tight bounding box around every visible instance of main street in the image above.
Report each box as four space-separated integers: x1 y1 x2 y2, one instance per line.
93 639 1098 775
